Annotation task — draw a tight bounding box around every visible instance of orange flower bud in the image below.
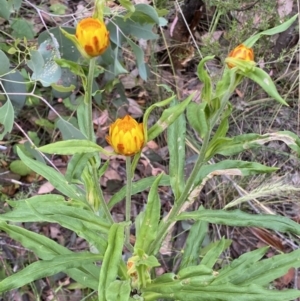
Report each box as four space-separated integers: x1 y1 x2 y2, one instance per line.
106 115 144 156
227 44 254 69
75 18 110 58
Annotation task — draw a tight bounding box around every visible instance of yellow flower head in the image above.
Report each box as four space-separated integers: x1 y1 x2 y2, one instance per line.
227 44 254 69
106 115 144 156
75 17 110 58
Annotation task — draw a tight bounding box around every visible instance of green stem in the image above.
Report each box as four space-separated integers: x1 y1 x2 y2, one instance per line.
85 57 97 141
83 58 115 224
91 163 114 224
125 156 133 251
148 130 211 255
148 77 237 255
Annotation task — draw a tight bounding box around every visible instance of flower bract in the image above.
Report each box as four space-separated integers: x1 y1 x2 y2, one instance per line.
106 115 144 156
75 17 110 58
226 44 254 69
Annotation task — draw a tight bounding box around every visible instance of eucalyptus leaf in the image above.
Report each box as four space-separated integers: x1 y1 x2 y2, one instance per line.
2 70 27 114
0 0 10 19
0 99 14 140
0 50 10 75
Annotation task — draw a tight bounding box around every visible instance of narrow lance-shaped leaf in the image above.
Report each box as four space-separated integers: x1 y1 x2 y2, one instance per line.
39 139 111 155
106 280 131 301
176 208 300 236
194 160 277 188
168 99 186 200
0 221 100 290
98 223 126 301
197 56 214 103
186 102 209 138
17 147 85 201
242 67 288 106
134 174 163 253
143 94 176 142
244 14 298 47
0 252 103 293
212 247 269 285
180 207 208 269
142 282 300 301
200 237 226 269
108 174 170 209
148 93 193 141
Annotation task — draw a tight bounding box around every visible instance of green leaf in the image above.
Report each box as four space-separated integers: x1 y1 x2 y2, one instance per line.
177 265 213 279
108 16 158 43
1 195 109 253
135 174 163 253
206 131 300 159
126 38 147 80
186 102 209 138
27 42 61 87
194 160 277 188
108 174 170 209
39 139 109 155
11 18 35 39
242 67 288 106
197 56 214 103
244 14 299 47
176 208 300 236
65 152 95 182
39 27 80 62
168 99 185 200
0 252 102 293
0 50 10 75
106 280 131 301
132 4 160 24
9 160 31 176
229 248 300 286
0 0 10 19
2 195 109 233
2 71 27 114
143 94 175 142
180 207 208 269
56 118 87 140
148 94 193 141
142 282 300 301
17 147 85 201
200 237 226 269
0 99 14 140
98 223 125 301
50 3 67 14
119 0 135 14
0 221 99 290
212 247 268 285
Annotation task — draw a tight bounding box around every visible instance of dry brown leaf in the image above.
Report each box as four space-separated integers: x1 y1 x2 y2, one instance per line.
277 0 294 19
93 109 109 126
100 167 122 187
128 98 143 118
249 227 285 252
